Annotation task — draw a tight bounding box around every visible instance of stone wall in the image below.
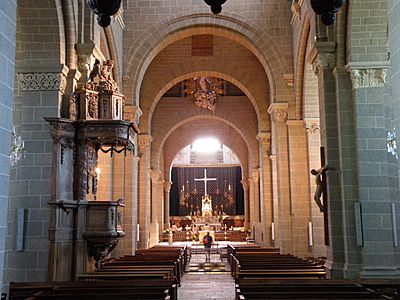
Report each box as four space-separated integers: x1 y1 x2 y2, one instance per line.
0 0 17 293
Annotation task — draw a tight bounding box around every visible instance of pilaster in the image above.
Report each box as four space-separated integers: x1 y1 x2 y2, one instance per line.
149 169 160 247
346 61 399 278
241 180 250 230
268 103 292 254
164 181 172 228
137 134 153 248
257 132 273 245
287 120 311 257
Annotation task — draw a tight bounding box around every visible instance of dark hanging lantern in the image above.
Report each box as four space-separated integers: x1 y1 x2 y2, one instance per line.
204 0 227 14
311 0 345 26
86 0 122 27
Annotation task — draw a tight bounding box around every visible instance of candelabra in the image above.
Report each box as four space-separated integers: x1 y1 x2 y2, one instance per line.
10 127 25 166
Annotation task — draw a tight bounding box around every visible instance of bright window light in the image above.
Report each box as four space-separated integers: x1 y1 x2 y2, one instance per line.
192 138 220 153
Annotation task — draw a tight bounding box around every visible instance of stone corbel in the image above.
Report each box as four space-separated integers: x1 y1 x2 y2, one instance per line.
282 74 294 87
241 180 249 192
251 169 260 182
346 62 390 90
150 170 160 183
267 103 288 124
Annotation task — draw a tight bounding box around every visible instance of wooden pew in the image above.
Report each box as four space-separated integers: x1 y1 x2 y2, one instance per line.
235 279 392 300
9 280 177 300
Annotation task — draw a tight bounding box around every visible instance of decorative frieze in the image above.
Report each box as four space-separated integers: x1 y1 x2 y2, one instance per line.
18 72 67 93
267 103 288 124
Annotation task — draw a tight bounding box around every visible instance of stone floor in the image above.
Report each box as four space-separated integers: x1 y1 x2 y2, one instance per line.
178 252 236 300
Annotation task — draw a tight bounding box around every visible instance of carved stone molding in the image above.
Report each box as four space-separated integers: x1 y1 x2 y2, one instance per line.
308 42 336 75
124 105 142 127
137 134 153 148
150 170 160 183
18 72 67 93
267 103 288 124
241 180 249 191
282 74 294 87
305 121 320 134
257 132 272 155
346 62 389 89
251 169 260 182
164 181 172 192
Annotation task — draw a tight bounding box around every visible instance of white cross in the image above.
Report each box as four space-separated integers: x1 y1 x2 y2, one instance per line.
195 169 217 196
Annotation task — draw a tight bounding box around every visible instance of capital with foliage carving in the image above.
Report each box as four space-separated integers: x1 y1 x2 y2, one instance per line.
251 169 260 182
346 62 389 90
164 181 172 192
268 103 288 124
256 132 271 155
137 134 153 149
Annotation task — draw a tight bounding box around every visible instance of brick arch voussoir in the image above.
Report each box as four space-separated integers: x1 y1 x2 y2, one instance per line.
125 12 289 106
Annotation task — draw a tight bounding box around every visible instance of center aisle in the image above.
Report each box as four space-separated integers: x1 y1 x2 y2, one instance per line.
178 252 235 300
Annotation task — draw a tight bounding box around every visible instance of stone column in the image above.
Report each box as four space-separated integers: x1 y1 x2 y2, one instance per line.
149 170 160 247
268 103 292 254
137 134 152 249
251 169 262 243
305 120 326 257
287 120 311 257
257 132 273 245
269 154 279 248
247 176 255 232
164 181 172 228
241 180 250 230
158 178 165 231
347 62 397 277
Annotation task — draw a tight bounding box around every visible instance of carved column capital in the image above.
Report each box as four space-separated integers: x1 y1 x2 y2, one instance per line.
346 62 389 90
137 134 153 149
305 119 320 135
308 42 336 75
282 74 294 87
241 180 249 191
268 103 288 123
257 132 271 155
251 169 260 182
150 170 160 183
124 105 142 127
164 181 172 192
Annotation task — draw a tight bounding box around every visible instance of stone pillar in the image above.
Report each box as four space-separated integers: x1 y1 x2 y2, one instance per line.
137 134 152 249
305 120 326 257
310 41 352 277
257 132 273 246
268 103 292 254
287 120 312 257
347 62 397 277
241 180 250 230
269 154 279 248
164 181 172 228
248 176 255 232
251 169 262 243
158 178 165 231
149 170 160 247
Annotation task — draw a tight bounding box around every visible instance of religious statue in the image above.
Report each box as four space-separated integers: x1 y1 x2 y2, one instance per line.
310 165 329 212
201 194 212 217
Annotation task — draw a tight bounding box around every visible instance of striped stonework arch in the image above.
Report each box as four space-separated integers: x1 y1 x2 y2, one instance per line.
124 11 291 107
